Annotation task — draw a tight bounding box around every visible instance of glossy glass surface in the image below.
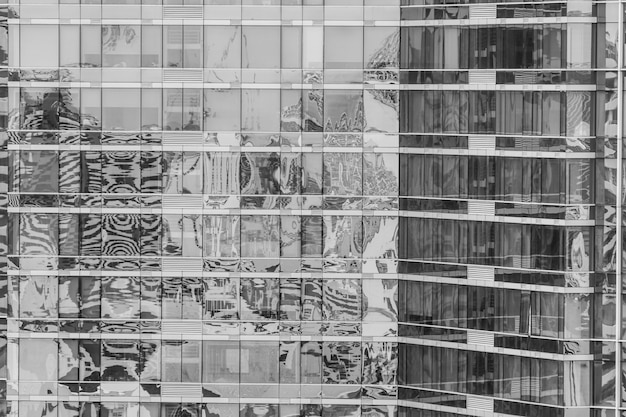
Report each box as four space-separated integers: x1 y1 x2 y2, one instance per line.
2 1 622 416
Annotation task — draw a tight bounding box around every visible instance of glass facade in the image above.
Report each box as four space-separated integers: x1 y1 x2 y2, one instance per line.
398 1 620 417
0 0 624 417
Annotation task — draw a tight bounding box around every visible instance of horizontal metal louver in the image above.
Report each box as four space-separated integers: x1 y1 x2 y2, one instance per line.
468 135 495 150
510 379 522 397
514 136 534 150
466 395 494 412
163 5 203 19
162 195 204 210
514 71 538 84
468 200 495 216
468 70 496 84
161 383 202 397
512 8 536 18
467 330 495 346
162 131 204 145
161 257 204 272
509 257 522 269
162 320 203 335
469 4 496 19
163 69 203 83
467 265 494 281
184 26 203 43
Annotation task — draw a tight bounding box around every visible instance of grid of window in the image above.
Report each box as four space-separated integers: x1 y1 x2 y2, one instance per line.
1 0 626 417
396 1 620 416
1 1 402 417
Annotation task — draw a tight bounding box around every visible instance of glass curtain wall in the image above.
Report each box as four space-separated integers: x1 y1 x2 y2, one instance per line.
2 0 626 417
0 1 401 417
398 0 620 416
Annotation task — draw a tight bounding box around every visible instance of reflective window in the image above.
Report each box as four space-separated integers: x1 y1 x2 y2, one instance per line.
102 25 140 67
21 25 58 67
102 89 140 130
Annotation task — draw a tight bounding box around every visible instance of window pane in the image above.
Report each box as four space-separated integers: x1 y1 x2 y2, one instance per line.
323 342 361 384
164 26 183 68
204 26 241 68
242 27 280 69
323 90 364 132
20 213 58 255
81 88 101 130
183 89 202 131
181 340 201 382
242 89 280 132
323 279 361 321
202 341 239 383
21 25 58 67
240 152 280 195
204 89 241 131
81 26 101 67
542 92 561 136
102 89 140 130
60 25 80 66
324 26 363 69
240 215 279 258
102 340 139 381
21 88 59 130
20 275 58 318
20 339 58 381
184 25 203 67
141 276 161 319
240 341 278 383
282 26 302 69
567 159 593 204
142 26 162 67
203 152 240 195
102 25 140 67
567 23 592 68
240 278 279 320
203 277 239 319
164 88 183 130
142 89 162 130
20 150 58 193
203 215 240 258
101 276 140 318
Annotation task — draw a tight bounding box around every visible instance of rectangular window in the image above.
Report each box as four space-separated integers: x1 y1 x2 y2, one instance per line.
21 25 58 67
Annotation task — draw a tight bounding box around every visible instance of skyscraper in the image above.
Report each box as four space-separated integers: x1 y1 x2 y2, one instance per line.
0 0 622 417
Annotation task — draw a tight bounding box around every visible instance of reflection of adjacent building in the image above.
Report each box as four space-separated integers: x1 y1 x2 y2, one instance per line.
8 1 621 416
101 340 140 381
203 278 238 318
323 280 360 321
240 278 279 319
164 89 202 131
